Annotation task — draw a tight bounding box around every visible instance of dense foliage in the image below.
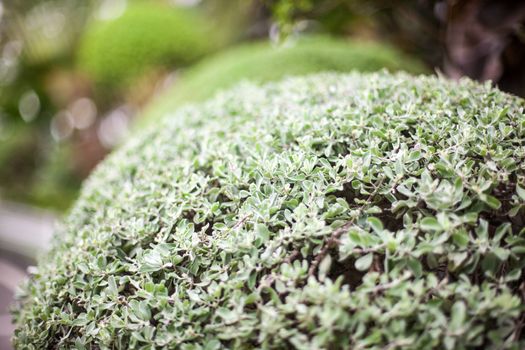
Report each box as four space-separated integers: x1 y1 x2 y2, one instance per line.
78 2 212 91
14 72 525 349
142 36 426 122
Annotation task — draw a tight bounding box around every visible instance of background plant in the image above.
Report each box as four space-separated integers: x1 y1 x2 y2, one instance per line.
141 35 426 124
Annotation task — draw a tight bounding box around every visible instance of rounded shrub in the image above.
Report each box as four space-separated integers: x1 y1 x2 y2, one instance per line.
142 36 426 122
78 2 212 90
13 72 525 349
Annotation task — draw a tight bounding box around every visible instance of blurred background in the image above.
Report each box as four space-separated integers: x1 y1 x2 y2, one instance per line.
0 0 524 348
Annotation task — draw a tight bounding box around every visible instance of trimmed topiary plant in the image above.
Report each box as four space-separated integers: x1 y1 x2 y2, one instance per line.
141 36 426 123
13 72 525 349
77 2 212 91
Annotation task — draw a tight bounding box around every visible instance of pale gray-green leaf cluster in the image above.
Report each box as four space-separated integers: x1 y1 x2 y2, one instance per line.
13 72 525 349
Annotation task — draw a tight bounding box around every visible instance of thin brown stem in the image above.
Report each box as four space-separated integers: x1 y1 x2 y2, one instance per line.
308 220 355 276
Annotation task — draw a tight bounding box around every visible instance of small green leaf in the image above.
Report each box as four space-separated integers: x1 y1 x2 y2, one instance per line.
130 300 151 321
517 184 525 201
493 247 510 261
407 258 422 278
108 276 118 297
408 150 421 162
256 224 270 242
450 252 468 270
318 254 332 281
420 217 442 232
365 206 382 214
505 269 522 282
383 166 394 180
480 194 501 210
355 253 373 271
367 217 383 233
452 230 469 248
498 106 509 119
509 204 522 217
450 300 466 332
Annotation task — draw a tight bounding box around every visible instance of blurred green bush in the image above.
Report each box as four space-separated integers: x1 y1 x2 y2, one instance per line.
78 2 214 93
29 144 81 211
0 122 79 210
1 1 219 211
141 35 427 123
0 124 39 199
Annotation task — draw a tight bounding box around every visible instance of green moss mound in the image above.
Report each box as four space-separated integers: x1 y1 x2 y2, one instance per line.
13 72 525 349
78 2 212 90
142 36 426 123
